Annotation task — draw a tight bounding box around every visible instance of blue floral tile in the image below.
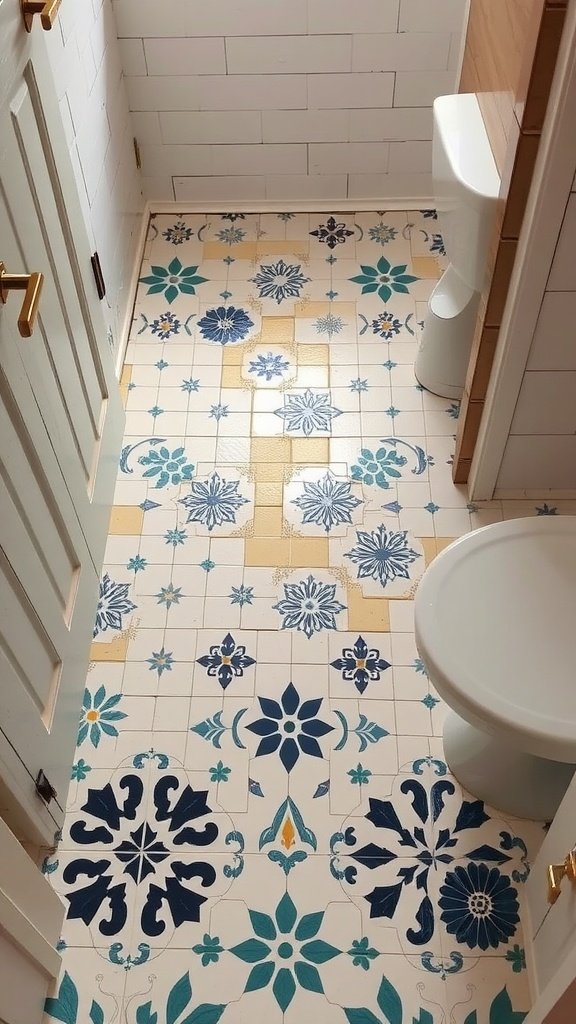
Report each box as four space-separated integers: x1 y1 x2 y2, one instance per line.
274 389 343 436
251 258 310 308
284 467 363 537
179 470 253 535
273 572 347 638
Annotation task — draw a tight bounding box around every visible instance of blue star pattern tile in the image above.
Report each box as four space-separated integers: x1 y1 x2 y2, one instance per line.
251 258 310 304
46 211 543 1024
274 389 342 436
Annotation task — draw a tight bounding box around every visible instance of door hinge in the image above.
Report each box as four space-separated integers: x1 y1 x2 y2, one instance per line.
91 252 106 300
133 136 141 169
35 770 57 805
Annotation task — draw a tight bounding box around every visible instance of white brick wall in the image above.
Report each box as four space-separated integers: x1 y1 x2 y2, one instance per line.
111 0 469 202
497 187 576 491
46 0 143 360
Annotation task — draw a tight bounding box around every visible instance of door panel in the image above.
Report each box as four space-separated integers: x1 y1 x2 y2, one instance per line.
0 0 126 842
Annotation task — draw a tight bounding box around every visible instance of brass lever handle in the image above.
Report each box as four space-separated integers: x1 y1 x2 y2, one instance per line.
547 850 576 904
0 262 44 338
21 0 62 31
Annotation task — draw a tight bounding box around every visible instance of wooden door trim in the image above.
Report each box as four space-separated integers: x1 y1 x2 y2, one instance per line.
469 0 576 497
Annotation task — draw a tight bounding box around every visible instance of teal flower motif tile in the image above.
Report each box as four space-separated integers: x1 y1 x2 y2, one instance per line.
139 257 207 303
230 892 341 1011
350 256 419 303
78 686 127 747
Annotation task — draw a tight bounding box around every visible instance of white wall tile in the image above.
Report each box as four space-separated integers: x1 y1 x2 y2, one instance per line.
394 70 456 107
46 0 143 358
497 435 576 490
144 38 226 76
264 174 349 199
126 75 307 111
348 171 432 197
131 111 163 145
309 142 390 174
117 37 146 75
211 143 307 176
352 33 452 72
113 0 308 37
112 0 467 205
140 144 213 177
548 194 576 291
527 292 576 371
262 110 349 143
142 175 175 200
349 107 432 141
160 111 262 145
399 0 468 33
226 35 352 75
173 175 267 201
388 140 432 173
309 0 400 34
510 372 576 435
308 72 394 109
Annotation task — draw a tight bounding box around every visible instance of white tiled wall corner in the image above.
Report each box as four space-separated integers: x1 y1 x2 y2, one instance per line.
46 0 143 361
111 0 469 201
497 159 576 492
547 194 576 291
527 292 576 371
510 372 576 435
497 436 576 491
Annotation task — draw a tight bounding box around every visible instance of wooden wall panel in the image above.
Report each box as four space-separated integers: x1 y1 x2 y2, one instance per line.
453 0 567 484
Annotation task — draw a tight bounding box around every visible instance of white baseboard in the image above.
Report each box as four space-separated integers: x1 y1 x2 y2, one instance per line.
116 201 151 379
148 197 435 214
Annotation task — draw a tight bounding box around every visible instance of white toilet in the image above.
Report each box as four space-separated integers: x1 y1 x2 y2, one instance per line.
414 94 500 400
414 516 576 821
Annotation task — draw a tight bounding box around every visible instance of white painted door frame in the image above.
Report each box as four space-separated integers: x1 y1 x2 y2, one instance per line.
469 0 576 500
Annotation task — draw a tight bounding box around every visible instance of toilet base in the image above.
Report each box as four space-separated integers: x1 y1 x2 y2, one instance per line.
443 709 575 821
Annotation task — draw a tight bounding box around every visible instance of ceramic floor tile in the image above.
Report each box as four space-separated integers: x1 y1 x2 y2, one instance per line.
44 211 541 1024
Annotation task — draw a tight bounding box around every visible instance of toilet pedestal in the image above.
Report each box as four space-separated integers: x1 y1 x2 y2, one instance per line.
414 264 480 400
443 709 576 821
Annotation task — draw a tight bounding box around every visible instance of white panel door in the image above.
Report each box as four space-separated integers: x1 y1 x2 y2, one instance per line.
0 0 125 844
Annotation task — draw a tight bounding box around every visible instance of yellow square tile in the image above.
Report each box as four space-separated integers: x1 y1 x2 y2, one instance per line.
260 318 295 344
121 364 132 385
421 537 438 565
411 255 441 280
289 536 329 568
347 586 390 632
255 482 284 506
297 345 329 366
291 438 330 463
251 437 291 462
435 537 456 553
253 507 284 537
221 365 244 388
108 505 144 535
203 241 257 260
222 346 245 366
257 241 309 256
90 634 129 661
294 300 329 317
331 302 356 318
246 537 290 566
253 462 287 482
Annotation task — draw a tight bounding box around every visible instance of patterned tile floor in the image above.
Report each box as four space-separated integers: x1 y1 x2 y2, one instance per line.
43 210 572 1024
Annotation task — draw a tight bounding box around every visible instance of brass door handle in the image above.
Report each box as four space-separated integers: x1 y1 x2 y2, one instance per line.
547 850 576 904
0 262 44 338
21 0 62 31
